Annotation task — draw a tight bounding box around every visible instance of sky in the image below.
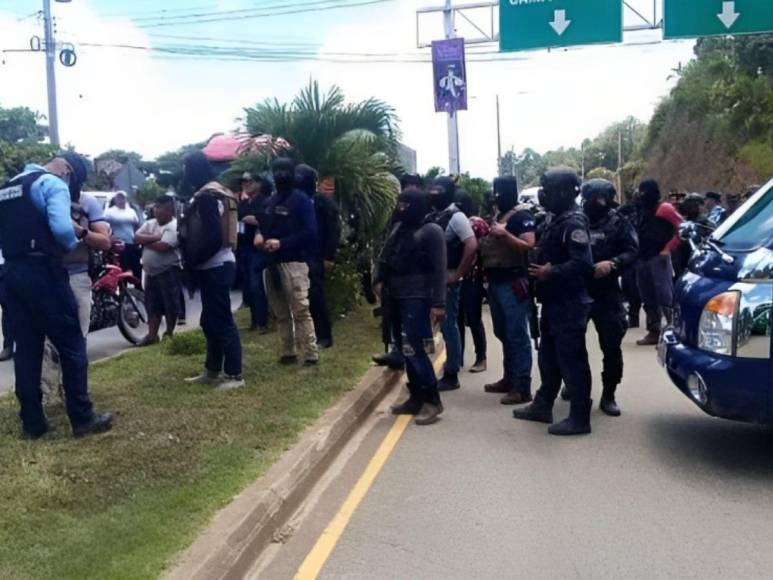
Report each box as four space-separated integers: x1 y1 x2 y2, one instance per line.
0 0 697 178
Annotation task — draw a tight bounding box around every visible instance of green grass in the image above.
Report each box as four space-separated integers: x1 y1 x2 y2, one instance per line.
0 307 382 580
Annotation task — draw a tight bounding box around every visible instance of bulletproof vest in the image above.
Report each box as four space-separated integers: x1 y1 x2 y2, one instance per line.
428 206 463 270
588 210 623 263
479 205 530 272
0 171 63 260
535 210 590 303
383 225 431 279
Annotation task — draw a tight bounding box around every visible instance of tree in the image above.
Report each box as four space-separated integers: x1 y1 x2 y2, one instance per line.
0 106 47 143
456 172 491 206
244 81 401 242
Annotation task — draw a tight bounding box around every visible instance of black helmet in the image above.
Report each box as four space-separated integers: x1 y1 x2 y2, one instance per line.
540 167 581 214
493 176 518 213
581 178 617 203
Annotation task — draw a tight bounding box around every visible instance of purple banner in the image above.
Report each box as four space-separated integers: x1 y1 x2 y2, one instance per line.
432 38 467 113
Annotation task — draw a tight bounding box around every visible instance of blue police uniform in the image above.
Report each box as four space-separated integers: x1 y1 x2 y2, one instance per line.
532 209 594 417
0 166 95 437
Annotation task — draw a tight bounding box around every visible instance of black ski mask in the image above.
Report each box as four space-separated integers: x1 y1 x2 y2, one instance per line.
295 164 318 197
455 190 477 218
540 168 581 215
493 176 518 214
581 178 616 223
429 177 456 211
183 151 216 191
272 157 296 195
395 190 431 229
638 179 661 211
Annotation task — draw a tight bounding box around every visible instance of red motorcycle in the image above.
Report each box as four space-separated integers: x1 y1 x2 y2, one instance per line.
89 241 148 345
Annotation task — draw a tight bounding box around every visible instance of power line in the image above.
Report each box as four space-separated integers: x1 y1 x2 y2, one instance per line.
131 0 362 22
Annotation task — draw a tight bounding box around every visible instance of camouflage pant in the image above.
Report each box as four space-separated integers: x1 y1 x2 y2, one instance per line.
264 262 319 362
42 272 91 405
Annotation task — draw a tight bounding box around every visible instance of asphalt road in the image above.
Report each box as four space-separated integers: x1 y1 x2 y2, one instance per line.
255 310 773 580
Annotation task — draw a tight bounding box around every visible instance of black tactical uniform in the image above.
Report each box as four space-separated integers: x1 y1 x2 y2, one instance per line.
513 168 594 436
581 179 639 416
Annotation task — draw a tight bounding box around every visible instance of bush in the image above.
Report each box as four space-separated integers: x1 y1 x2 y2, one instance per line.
325 245 365 319
739 141 773 178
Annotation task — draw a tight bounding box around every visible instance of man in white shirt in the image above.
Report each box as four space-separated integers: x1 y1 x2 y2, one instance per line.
134 196 183 345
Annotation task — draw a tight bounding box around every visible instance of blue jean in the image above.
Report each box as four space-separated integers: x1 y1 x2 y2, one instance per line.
441 282 462 375
397 298 440 405
197 262 242 376
488 280 533 393
5 258 94 434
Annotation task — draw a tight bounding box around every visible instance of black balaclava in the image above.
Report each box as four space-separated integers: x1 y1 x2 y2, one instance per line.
183 151 216 191
272 157 296 195
61 152 89 201
638 179 661 212
295 164 318 197
455 190 477 218
581 178 616 223
400 173 424 192
540 168 581 215
493 176 518 214
395 190 431 229
429 177 456 211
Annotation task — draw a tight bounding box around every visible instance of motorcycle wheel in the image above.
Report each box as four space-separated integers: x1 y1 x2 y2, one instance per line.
118 287 149 345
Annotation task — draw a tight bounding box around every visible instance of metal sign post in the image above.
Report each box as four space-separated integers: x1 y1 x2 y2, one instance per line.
443 0 462 175
43 0 60 147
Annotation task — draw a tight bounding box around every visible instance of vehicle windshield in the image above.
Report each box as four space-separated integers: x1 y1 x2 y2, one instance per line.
712 179 773 252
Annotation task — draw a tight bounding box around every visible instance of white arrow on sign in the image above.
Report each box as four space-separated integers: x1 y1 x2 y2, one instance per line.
717 1 740 29
549 9 571 36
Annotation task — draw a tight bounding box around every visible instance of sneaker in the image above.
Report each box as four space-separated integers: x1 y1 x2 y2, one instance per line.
469 358 487 373
217 375 246 391
415 402 444 426
185 370 221 384
437 373 460 392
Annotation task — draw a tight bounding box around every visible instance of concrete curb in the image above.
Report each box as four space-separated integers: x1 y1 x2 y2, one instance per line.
164 363 404 580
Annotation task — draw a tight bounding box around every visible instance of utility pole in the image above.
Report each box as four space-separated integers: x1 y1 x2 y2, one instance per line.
444 0 461 175
496 94 502 176
43 0 60 147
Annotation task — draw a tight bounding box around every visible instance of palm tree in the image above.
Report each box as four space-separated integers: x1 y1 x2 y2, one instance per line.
243 81 401 242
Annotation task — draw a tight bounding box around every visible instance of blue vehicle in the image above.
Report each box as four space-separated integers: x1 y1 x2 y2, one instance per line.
659 179 773 423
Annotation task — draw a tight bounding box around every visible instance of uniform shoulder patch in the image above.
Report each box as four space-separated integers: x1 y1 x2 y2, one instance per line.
570 229 590 244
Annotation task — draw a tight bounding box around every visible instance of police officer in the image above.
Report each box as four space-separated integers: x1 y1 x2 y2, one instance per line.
579 179 639 416
0 153 112 439
376 189 447 425
261 158 320 365
513 168 594 436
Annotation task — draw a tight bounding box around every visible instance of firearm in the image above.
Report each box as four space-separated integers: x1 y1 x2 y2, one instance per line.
528 280 540 351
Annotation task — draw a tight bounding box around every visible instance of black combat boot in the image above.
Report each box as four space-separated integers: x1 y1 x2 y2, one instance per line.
548 401 592 436
372 350 405 370
391 386 423 415
437 372 460 392
512 394 554 424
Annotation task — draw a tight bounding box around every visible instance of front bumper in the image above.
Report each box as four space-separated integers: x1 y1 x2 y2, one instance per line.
658 328 769 423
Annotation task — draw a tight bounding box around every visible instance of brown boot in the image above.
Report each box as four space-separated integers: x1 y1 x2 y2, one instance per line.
636 332 659 346
500 390 533 406
484 378 512 394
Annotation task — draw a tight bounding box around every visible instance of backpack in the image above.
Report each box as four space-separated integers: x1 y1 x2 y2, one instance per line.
178 182 238 270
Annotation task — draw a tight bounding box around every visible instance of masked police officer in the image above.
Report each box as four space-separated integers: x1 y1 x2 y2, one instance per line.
376 189 447 425
0 153 112 439
513 168 594 436
579 179 639 416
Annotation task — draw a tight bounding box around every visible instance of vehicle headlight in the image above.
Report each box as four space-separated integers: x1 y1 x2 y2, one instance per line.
698 291 739 356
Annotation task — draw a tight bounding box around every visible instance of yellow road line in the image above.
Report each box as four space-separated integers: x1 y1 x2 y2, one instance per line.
295 350 446 580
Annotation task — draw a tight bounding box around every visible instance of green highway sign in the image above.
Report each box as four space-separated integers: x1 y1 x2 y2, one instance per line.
499 0 623 52
664 0 773 40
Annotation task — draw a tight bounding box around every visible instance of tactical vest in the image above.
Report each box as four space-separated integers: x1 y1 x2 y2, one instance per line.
428 207 463 270
202 182 239 250
479 205 530 272
383 225 431 279
0 171 63 260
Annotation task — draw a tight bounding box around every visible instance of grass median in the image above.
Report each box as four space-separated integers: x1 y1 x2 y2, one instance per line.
0 307 382 580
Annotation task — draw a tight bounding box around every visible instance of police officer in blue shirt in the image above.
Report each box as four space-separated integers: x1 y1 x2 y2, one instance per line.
0 153 113 439
513 168 594 436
